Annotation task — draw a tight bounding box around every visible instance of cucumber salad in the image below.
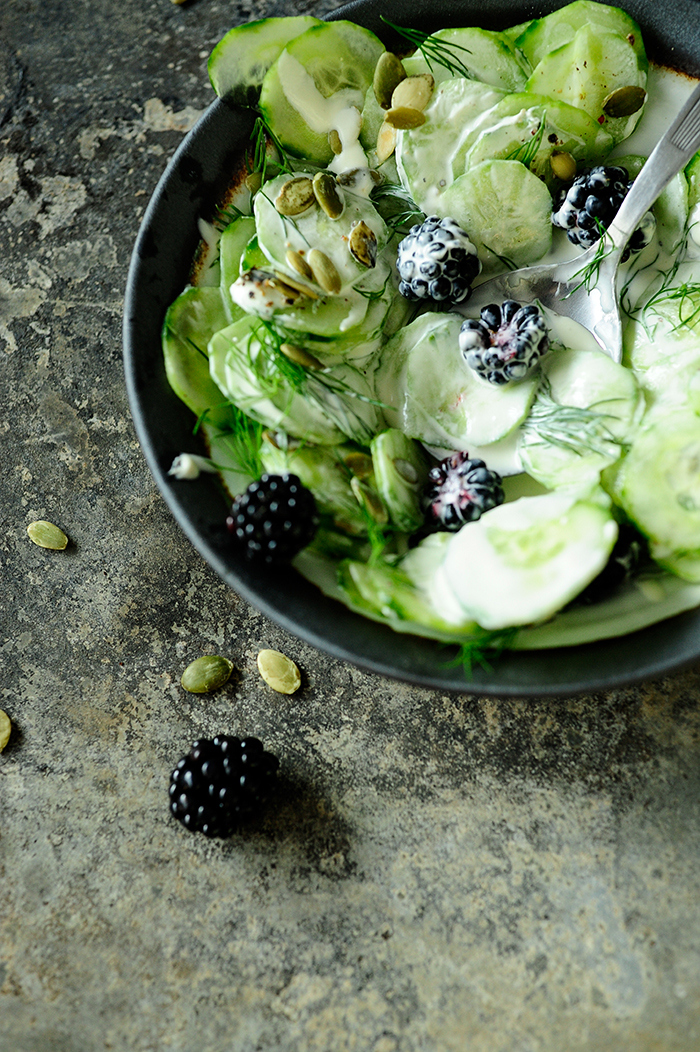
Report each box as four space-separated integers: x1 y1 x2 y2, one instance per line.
163 0 700 656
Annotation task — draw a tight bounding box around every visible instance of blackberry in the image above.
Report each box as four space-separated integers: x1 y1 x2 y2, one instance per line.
576 523 649 605
459 300 549 386
426 451 504 531
396 215 481 304
552 165 656 255
226 473 318 563
169 735 279 837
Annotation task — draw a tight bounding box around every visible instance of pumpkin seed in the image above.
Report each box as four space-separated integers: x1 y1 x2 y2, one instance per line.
272 271 319 300
350 477 389 523
391 73 434 112
257 649 301 694
376 121 397 164
0 710 11 752
550 151 577 181
280 343 323 369
602 85 647 118
274 176 315 216
308 248 341 294
245 171 262 193
312 171 344 219
349 220 378 268
181 655 234 694
285 248 314 281
27 520 68 550
385 106 426 130
328 128 343 155
373 52 407 110
343 451 374 478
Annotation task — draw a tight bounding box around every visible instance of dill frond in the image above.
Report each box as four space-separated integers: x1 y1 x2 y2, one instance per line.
522 376 622 457
442 627 518 676
380 18 474 79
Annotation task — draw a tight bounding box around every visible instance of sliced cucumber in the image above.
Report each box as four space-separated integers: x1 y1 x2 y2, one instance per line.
259 21 385 165
518 346 642 490
463 92 613 185
371 429 430 533
208 16 322 106
395 78 506 214
437 158 552 271
162 286 232 428
375 312 538 450
607 409 700 580
219 215 257 321
254 171 389 295
526 26 647 146
435 491 619 629
516 1 646 68
402 27 529 93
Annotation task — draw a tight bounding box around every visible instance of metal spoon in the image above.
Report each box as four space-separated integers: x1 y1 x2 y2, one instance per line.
464 80 700 363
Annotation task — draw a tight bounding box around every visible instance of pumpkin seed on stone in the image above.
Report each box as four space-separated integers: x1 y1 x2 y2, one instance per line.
280 343 323 370
373 51 407 110
385 106 426 130
181 655 234 694
376 121 397 164
602 85 647 118
391 73 434 112
349 220 378 268
328 128 343 155
0 710 11 752
550 151 577 181
312 171 344 219
274 176 315 216
308 248 341 294
27 520 68 550
257 649 301 694
285 248 314 281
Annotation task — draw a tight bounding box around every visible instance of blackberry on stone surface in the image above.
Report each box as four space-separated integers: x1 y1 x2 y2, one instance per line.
459 300 549 386
396 215 481 304
551 165 656 256
426 451 504 531
169 735 280 837
226 473 318 563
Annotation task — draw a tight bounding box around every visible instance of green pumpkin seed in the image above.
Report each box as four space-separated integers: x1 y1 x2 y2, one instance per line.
385 106 426 130
312 171 344 219
280 343 323 370
343 451 374 478
350 477 389 524
391 73 434 112
348 220 378 268
257 649 301 694
602 85 647 118
274 176 315 216
376 121 397 164
328 128 342 155
0 710 11 752
550 151 577 181
285 248 314 281
181 655 234 694
308 248 341 294
272 271 319 300
373 52 407 110
27 520 68 550
336 167 382 189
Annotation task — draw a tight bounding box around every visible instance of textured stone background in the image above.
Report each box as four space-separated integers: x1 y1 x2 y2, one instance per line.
1 1 700 1049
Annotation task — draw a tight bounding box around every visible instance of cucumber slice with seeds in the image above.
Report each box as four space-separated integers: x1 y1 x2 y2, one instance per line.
208 16 322 106
437 158 552 270
516 1 646 68
162 286 233 428
402 27 530 92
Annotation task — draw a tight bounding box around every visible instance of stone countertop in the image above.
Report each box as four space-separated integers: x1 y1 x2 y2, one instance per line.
1 1 700 1049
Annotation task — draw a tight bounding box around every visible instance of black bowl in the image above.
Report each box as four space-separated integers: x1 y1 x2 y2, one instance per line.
123 0 700 696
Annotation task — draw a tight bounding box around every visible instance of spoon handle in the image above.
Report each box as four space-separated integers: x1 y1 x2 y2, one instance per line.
607 80 700 249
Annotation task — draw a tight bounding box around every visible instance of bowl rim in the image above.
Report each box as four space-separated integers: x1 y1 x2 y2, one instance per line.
123 0 700 697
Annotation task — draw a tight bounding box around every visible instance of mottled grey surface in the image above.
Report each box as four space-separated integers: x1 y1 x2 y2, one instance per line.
1 1 700 1049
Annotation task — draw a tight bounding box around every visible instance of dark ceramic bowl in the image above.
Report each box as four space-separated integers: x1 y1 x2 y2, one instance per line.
123 0 700 696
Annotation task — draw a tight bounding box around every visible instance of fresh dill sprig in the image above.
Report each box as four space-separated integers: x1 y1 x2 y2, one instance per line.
214 201 247 231
622 226 700 335
249 115 294 181
196 405 264 480
370 181 424 234
258 187 310 245
380 17 474 79
356 272 392 301
522 376 622 458
506 118 546 171
567 223 615 294
442 627 518 676
481 244 519 270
